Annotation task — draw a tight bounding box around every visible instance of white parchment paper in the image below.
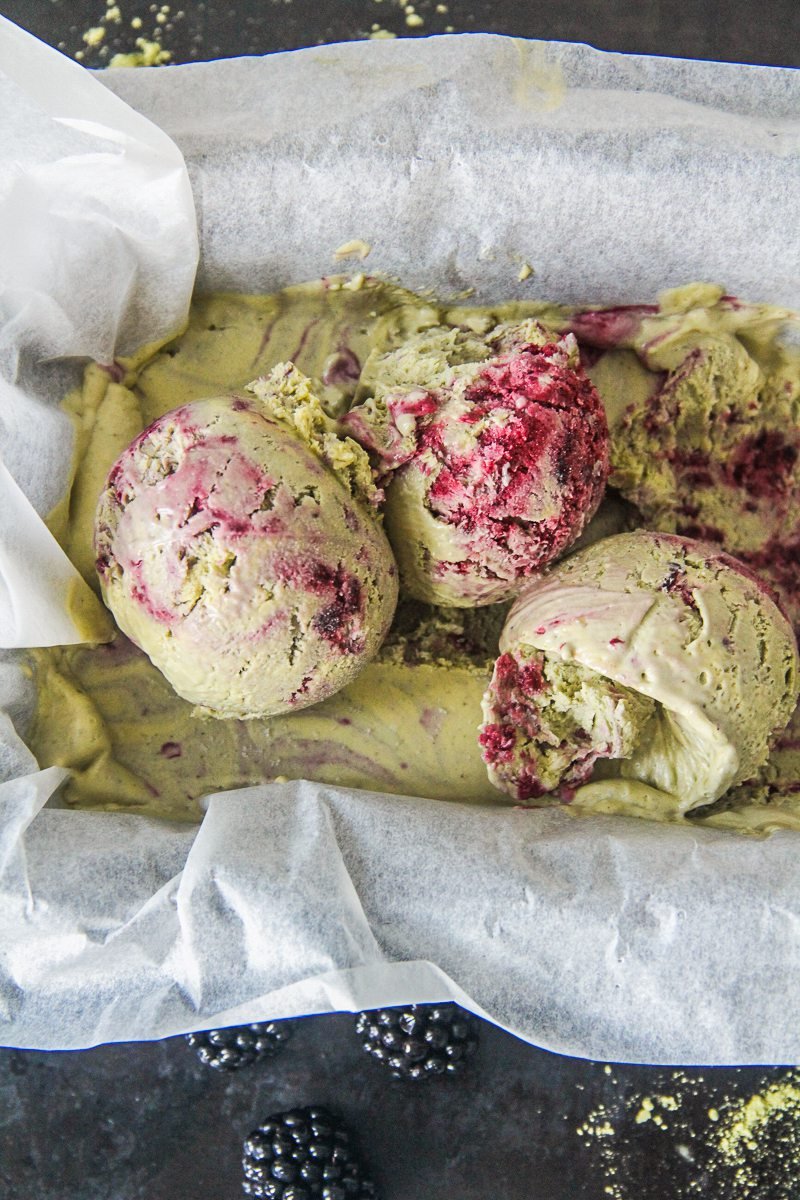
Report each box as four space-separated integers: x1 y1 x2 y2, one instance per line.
1 23 799 1062
0 15 198 645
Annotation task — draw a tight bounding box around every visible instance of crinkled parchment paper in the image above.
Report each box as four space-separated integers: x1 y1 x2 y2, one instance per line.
1 19 799 1062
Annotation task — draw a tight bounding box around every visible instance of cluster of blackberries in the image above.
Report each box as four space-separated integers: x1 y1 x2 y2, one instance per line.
186 1020 293 1071
190 1002 479 1196
242 1106 378 1200
355 1004 479 1081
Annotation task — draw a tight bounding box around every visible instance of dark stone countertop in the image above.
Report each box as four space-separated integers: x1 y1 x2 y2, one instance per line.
3 1014 798 1198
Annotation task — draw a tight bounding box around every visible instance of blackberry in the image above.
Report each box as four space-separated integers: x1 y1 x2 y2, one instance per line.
186 1020 293 1071
242 1106 378 1200
355 1003 479 1080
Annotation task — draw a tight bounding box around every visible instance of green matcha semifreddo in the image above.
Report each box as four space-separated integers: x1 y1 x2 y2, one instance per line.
26 276 800 832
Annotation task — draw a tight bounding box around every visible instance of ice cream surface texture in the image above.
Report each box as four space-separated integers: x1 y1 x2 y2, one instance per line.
94 365 398 719
27 602 504 820
341 321 609 606
28 277 800 830
571 284 800 631
480 531 799 816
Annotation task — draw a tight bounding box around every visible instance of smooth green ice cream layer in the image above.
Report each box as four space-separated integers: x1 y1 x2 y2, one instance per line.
26 600 505 821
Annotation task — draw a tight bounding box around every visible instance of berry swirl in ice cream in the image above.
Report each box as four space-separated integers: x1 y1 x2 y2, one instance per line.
342 320 609 607
29 278 800 831
572 284 800 633
94 365 398 719
480 531 799 817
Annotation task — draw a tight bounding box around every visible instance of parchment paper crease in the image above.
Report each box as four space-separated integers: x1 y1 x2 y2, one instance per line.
1 21 799 1061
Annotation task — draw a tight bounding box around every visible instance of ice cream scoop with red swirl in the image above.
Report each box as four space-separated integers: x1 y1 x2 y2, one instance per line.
94 364 398 719
480 531 799 817
341 321 609 607
566 283 800 634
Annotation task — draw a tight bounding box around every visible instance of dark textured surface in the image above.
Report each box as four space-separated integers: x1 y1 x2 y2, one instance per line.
2 3 799 1197
2 1016 799 1199
4 0 800 67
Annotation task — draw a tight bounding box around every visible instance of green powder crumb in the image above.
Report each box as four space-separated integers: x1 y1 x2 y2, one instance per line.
577 1069 800 1199
712 1080 800 1194
634 1095 679 1126
109 37 172 66
577 1112 616 1139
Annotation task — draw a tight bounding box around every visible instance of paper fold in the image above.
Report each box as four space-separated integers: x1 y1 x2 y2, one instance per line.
3 780 800 1064
0 13 198 648
0 456 112 647
0 13 198 370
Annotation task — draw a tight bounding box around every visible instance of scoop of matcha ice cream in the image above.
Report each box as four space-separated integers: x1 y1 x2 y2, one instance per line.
341 321 609 607
569 284 800 633
480 531 799 814
94 364 398 719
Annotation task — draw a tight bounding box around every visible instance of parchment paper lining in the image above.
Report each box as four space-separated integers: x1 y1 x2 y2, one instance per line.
1 25 798 1061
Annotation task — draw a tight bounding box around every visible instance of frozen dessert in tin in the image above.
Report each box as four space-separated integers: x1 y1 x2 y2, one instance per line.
27 278 800 832
94 362 398 719
342 320 609 606
480 531 799 815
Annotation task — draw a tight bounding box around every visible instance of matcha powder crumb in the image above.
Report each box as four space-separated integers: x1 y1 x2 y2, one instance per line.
576 1068 800 1199
711 1078 800 1197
